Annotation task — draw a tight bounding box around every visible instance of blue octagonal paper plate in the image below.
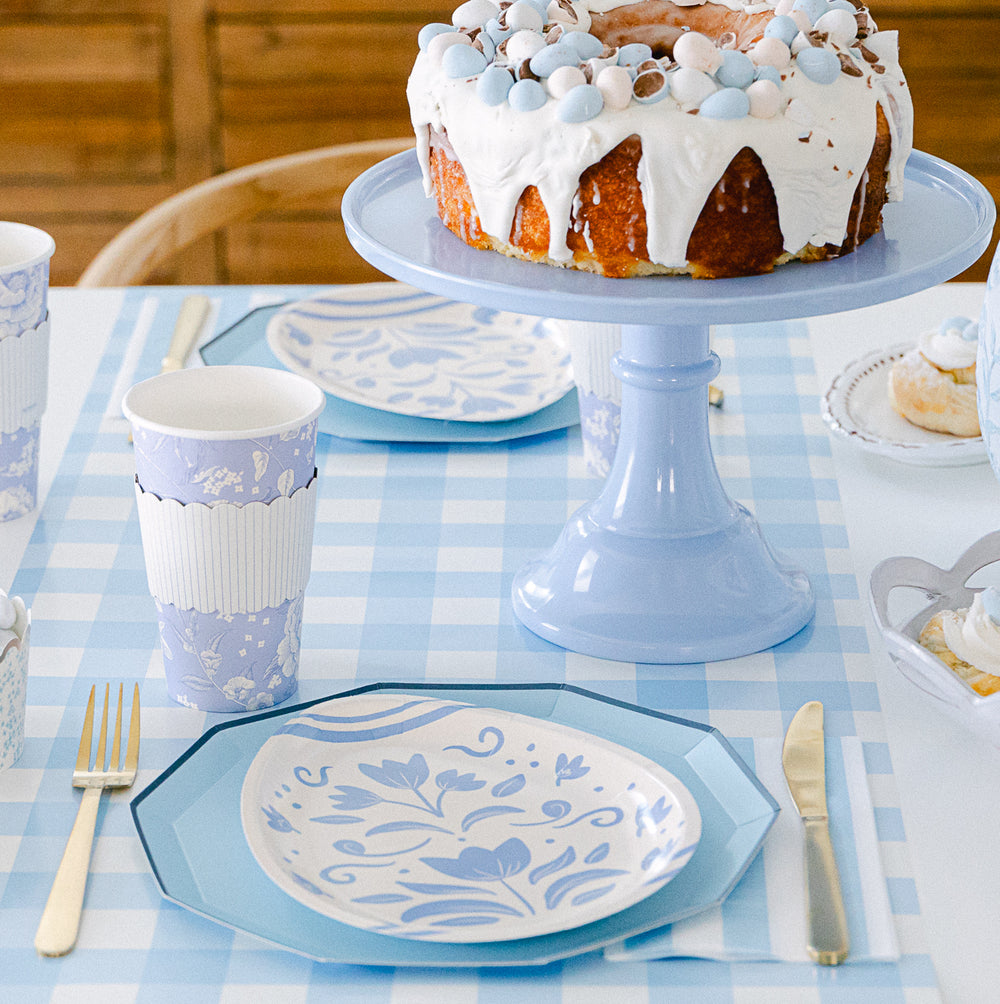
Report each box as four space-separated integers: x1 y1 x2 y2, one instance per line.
130 683 778 967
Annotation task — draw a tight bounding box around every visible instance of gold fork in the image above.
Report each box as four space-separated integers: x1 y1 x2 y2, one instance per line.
35 683 140 957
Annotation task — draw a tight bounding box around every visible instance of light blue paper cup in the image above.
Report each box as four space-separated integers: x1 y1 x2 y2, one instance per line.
123 365 325 712
0 222 54 339
0 423 41 521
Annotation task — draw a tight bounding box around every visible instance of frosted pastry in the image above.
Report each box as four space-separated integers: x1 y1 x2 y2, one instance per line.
887 316 980 437
919 586 1000 697
407 0 913 279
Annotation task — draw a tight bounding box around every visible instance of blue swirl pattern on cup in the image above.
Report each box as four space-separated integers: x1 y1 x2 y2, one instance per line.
977 245 1000 479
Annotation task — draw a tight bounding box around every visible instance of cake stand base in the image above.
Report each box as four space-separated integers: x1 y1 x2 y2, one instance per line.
342 149 993 665
511 321 814 663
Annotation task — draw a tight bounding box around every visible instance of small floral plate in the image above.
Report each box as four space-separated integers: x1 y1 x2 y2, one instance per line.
240 693 701 942
822 343 985 467
265 284 572 423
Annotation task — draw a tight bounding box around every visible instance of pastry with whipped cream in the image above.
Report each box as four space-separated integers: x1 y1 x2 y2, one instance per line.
887 316 980 437
407 0 913 278
920 586 1000 697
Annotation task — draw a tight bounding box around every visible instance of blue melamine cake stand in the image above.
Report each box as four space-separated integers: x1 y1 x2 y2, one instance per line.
343 150 994 664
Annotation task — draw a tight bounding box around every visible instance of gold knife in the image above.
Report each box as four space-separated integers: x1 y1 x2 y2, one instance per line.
128 294 211 442
782 700 849 965
159 294 211 373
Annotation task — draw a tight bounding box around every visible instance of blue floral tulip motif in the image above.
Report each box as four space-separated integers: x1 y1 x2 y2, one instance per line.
554 753 589 786
421 837 535 915
331 754 487 818
635 794 674 838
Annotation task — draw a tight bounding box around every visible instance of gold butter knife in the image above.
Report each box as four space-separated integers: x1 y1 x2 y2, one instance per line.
159 294 211 373
782 700 849 965
128 294 211 442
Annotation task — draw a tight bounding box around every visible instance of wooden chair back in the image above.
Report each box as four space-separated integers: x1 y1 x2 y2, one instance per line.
77 137 414 287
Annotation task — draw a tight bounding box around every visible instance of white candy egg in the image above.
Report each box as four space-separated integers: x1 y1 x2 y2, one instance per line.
814 8 858 46
774 0 796 13
0 593 15 631
790 31 812 56
452 0 499 29
790 9 813 33
669 66 718 108
505 0 544 33
750 36 791 69
746 78 782 118
547 64 587 99
596 64 633 110
427 31 473 65
504 28 546 63
673 31 721 74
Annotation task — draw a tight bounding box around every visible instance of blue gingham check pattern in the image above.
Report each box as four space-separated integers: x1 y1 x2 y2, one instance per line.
2 287 939 1001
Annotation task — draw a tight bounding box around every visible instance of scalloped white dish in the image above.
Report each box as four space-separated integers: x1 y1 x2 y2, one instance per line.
822 343 985 467
240 693 700 943
870 530 1000 745
265 284 572 422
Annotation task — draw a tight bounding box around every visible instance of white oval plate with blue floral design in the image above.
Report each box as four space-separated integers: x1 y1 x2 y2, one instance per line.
265 284 572 422
240 694 701 942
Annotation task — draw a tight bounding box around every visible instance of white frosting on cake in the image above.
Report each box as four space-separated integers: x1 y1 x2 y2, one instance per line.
407 0 913 272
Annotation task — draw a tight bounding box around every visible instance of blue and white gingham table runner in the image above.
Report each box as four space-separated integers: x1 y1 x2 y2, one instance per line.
2 286 939 1001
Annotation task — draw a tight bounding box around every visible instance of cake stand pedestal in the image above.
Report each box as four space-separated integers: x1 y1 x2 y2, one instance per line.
343 150 994 663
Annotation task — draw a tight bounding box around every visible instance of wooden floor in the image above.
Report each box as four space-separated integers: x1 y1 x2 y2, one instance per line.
1 0 996 287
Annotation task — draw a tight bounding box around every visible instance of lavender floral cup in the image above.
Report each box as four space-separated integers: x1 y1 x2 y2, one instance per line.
0 223 54 520
123 365 325 713
0 592 30 771
0 222 54 339
556 320 622 478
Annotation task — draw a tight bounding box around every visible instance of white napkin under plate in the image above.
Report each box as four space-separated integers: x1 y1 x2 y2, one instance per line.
606 736 899 963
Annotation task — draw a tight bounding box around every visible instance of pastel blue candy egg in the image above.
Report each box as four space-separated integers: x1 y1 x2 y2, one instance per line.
764 14 799 46
556 83 604 122
699 86 750 119
754 64 783 86
793 0 828 25
477 64 514 105
982 587 1000 626
716 49 754 89
443 43 488 77
523 0 550 15
561 31 604 60
618 42 653 67
530 43 580 77
795 46 840 84
484 17 513 44
941 315 972 336
419 23 453 50
508 77 548 111
477 33 496 61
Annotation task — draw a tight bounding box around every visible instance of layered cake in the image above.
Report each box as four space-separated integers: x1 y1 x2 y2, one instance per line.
407 0 913 278
887 316 980 437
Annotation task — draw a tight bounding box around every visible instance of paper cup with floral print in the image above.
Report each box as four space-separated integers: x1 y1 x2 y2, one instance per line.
0 223 54 520
123 365 325 712
0 222 54 340
0 594 30 771
554 320 622 478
